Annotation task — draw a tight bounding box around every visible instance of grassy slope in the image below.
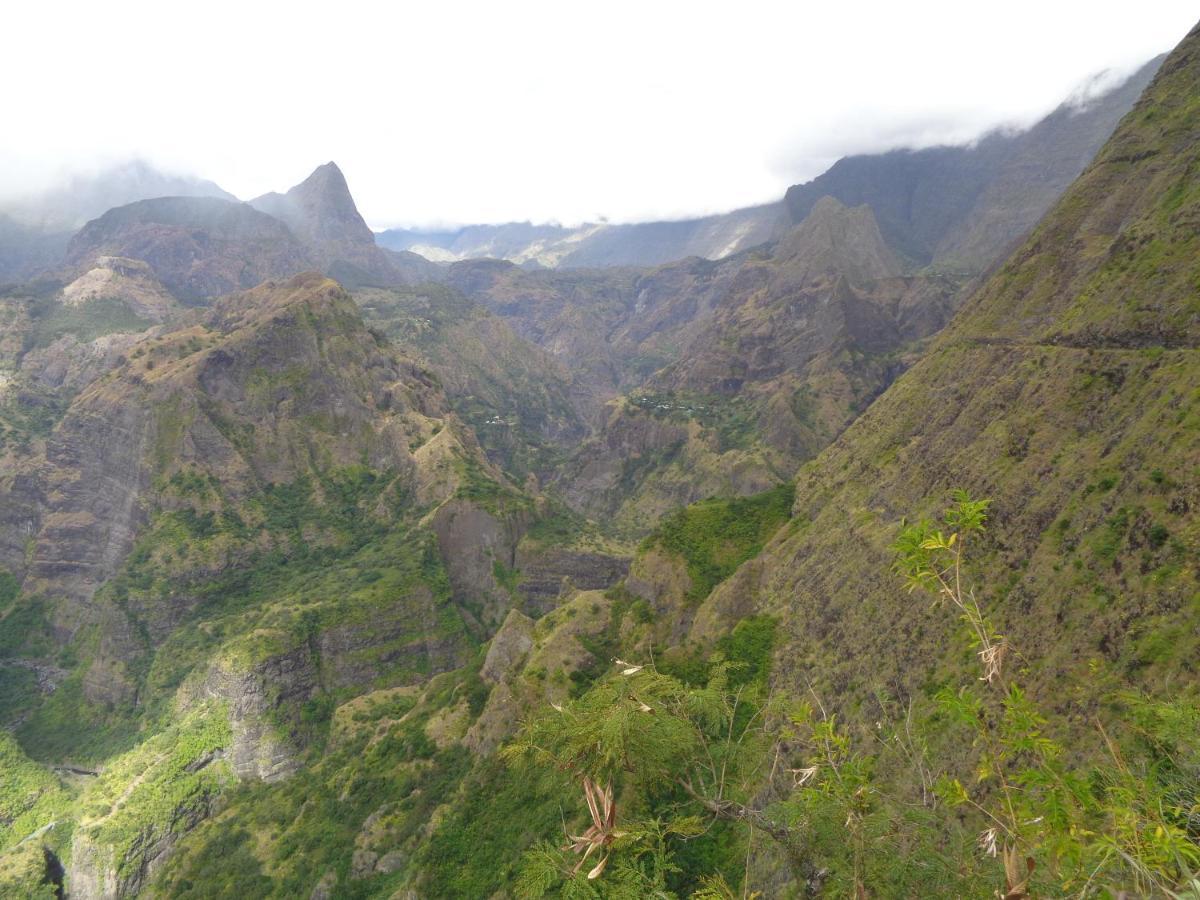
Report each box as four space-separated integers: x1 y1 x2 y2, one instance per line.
692 23 1200 716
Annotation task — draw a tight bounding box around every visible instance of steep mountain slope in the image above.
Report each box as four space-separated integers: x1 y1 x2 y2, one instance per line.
688 24 1200 714
784 54 1165 271
562 199 961 529
64 197 314 301
353 283 586 479
0 272 558 894
250 163 423 286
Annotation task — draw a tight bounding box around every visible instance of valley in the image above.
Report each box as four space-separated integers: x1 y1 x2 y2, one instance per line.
0 22 1197 900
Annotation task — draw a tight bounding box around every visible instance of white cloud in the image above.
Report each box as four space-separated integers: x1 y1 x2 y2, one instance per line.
1 0 1195 228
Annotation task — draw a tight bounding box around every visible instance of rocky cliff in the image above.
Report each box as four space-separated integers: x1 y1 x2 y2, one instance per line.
251 163 424 287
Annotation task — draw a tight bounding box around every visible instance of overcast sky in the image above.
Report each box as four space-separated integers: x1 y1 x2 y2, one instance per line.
2 1 1195 228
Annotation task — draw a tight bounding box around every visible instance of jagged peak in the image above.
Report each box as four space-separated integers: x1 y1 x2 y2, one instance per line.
250 162 373 249
772 195 905 282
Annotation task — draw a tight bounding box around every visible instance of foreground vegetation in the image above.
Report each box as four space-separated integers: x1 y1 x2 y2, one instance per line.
506 493 1200 898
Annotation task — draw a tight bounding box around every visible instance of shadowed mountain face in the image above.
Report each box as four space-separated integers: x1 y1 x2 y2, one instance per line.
247 163 436 287
249 163 406 284
251 163 375 250
784 54 1165 270
63 197 314 302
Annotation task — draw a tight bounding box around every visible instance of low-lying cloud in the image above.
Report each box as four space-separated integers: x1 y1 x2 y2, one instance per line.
2 0 1195 228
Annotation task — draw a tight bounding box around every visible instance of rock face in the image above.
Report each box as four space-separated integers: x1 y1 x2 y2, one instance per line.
251 163 411 287
66 791 222 900
64 197 314 301
429 498 531 632
251 163 375 259
10 274 447 684
20 331 147 393
514 546 631 615
194 651 316 781
478 609 534 684
60 256 179 322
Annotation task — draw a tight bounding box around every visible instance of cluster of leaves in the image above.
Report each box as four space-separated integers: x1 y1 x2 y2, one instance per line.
504 637 781 899
895 493 1200 897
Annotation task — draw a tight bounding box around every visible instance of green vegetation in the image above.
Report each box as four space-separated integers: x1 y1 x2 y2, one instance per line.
0 379 71 451
2 30 1199 895
16 673 144 763
506 491 1200 898
77 704 232 878
644 482 794 601
23 296 154 349
354 284 584 480
0 732 72 851
154 668 498 898
417 758 569 898
628 391 759 452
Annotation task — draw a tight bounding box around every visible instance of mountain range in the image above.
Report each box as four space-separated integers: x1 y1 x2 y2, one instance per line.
0 28 1196 900
377 54 1163 272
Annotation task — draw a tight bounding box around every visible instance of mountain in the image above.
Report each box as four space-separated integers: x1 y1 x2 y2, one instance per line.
251 163 433 287
60 166 437 302
377 201 790 268
426 57 1164 535
63 196 314 301
0 161 234 284
0 267 599 895
557 199 961 529
379 59 1159 275
680 24 1200 714
784 53 1165 271
0 21 1196 900
2 160 234 233
351 282 587 480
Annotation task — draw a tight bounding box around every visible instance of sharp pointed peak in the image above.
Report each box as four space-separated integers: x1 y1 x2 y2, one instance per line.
297 161 349 190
